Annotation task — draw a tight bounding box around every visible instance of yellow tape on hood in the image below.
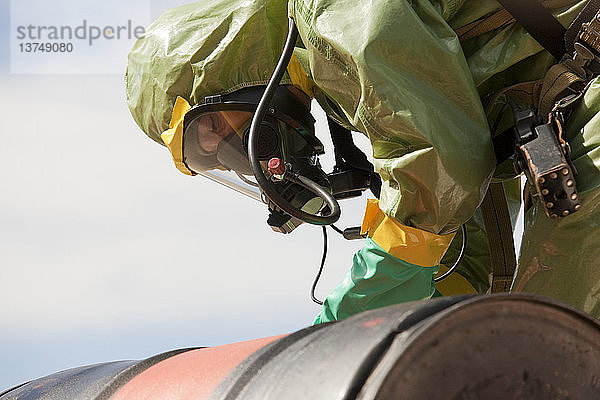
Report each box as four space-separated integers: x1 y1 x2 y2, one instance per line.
161 97 195 176
287 53 315 98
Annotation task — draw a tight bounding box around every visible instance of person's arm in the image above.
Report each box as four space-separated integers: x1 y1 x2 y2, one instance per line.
291 0 495 322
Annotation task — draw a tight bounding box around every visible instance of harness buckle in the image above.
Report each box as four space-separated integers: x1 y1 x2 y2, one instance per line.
571 11 600 78
512 104 581 218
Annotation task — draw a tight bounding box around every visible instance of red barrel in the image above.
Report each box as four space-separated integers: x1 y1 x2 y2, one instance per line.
3 295 600 400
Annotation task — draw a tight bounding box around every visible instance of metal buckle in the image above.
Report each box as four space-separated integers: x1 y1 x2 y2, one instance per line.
511 104 581 219
580 13 600 51
572 42 599 77
571 12 600 78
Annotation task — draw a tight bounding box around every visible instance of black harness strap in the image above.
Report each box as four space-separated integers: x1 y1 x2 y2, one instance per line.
327 117 372 172
496 0 567 60
493 126 516 166
327 117 382 198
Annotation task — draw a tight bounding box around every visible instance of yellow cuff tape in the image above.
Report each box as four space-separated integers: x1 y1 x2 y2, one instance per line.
435 264 477 295
160 97 195 176
361 199 455 267
287 53 315 98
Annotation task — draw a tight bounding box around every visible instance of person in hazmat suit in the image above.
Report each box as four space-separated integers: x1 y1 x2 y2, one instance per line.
126 0 600 323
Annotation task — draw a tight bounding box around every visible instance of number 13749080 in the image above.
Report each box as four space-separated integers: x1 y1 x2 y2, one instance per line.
19 43 73 53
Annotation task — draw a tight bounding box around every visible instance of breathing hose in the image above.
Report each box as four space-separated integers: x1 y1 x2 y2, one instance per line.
247 17 341 226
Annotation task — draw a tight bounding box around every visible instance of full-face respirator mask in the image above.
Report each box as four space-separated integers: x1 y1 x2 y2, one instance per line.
161 17 380 234
180 85 339 233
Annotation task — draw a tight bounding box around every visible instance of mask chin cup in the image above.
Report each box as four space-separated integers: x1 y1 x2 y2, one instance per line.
216 133 254 175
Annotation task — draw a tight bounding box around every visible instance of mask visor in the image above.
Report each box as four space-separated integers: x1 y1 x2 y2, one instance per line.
198 169 262 202
183 110 254 172
182 109 264 202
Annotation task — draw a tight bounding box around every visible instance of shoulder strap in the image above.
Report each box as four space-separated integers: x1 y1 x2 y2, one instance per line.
455 9 514 41
480 182 517 293
496 0 567 59
457 1 580 43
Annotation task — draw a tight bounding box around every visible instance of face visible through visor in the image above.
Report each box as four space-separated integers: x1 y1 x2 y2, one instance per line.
184 109 256 175
161 86 325 224
179 86 317 193
192 111 251 154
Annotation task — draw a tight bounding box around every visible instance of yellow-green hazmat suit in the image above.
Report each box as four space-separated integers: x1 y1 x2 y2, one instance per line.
125 0 600 322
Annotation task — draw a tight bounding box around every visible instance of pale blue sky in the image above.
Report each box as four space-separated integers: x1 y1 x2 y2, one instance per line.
0 1 369 387
9 0 151 73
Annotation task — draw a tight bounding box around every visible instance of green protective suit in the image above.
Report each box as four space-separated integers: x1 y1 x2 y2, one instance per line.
288 0 600 322
515 78 600 318
126 0 600 322
126 0 292 145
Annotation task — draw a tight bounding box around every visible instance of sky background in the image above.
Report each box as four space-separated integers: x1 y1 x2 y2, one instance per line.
0 0 372 389
9 0 152 73
0 0 524 391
